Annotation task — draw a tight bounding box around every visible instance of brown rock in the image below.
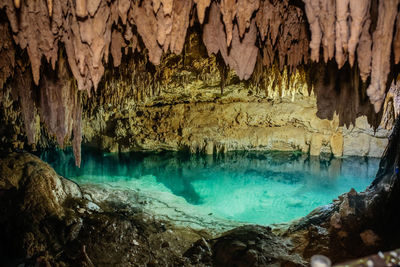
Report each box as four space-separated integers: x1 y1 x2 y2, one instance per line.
367 0 399 112
219 0 236 46
194 0 211 24
360 230 380 247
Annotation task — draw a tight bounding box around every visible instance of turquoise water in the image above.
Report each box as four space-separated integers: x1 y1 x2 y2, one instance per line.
41 148 379 225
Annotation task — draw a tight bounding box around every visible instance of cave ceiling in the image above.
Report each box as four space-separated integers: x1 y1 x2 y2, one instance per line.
1 0 400 165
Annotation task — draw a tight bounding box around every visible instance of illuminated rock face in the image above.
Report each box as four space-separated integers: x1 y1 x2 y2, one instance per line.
83 94 388 158
1 0 400 165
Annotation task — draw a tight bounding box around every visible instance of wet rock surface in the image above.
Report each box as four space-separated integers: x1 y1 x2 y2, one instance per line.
186 225 306 266
0 152 305 266
83 94 389 158
2 116 400 267
0 153 201 266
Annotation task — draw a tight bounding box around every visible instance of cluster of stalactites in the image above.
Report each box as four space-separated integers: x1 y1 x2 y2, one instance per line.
202 0 309 79
303 0 400 113
3 0 400 166
1 0 310 93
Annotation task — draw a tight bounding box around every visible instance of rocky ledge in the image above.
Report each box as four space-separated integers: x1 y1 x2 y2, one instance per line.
84 93 389 158
0 153 305 266
2 126 400 266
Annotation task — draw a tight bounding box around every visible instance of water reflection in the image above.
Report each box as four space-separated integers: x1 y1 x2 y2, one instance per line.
40 147 380 224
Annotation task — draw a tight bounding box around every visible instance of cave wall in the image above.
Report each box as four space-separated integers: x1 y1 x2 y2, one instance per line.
1 0 400 164
83 86 389 158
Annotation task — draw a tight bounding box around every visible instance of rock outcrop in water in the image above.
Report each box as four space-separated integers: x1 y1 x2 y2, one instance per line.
2 0 400 165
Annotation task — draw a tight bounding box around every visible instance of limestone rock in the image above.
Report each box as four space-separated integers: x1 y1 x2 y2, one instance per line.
219 0 236 46
0 153 82 219
132 0 163 65
367 0 399 112
194 0 211 24
226 22 258 80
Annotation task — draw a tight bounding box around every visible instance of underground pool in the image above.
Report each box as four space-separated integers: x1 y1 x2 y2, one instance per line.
41 147 379 226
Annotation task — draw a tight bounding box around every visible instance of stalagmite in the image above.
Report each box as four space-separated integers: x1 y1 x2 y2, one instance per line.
367 0 399 112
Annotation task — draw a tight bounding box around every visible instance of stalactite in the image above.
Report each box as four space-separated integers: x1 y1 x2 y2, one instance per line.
131 0 162 65
312 61 380 128
73 95 82 167
226 22 258 80
382 81 400 129
169 0 192 54
203 3 229 61
357 17 372 82
236 0 260 38
348 0 370 67
13 69 36 144
0 18 15 91
319 0 335 63
367 0 399 112
335 0 349 68
1 0 61 85
194 0 211 24
219 0 236 46
3 0 400 166
111 29 125 67
40 56 82 164
393 12 400 65
303 0 322 62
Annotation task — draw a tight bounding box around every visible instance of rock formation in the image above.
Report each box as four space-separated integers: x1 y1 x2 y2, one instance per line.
1 116 400 266
0 152 305 266
1 0 400 165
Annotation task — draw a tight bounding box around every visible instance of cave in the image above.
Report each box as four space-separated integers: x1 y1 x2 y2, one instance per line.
1 0 400 266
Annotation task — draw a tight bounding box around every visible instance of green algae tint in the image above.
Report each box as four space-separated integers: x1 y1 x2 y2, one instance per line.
41 148 379 225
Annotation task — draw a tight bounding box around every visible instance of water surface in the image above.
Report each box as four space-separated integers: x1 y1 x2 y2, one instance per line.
41 148 379 225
